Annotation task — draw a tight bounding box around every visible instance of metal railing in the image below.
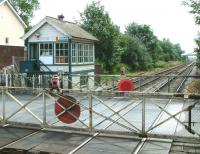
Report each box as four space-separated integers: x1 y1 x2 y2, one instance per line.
0 73 199 93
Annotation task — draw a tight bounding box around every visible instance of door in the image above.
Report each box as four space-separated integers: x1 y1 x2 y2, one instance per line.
29 43 39 60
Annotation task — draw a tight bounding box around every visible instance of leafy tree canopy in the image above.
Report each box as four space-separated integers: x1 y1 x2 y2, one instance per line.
121 35 153 70
9 0 40 28
125 22 183 64
80 1 185 72
80 1 122 72
183 0 200 24
183 0 200 67
125 22 158 52
194 35 200 67
160 39 183 61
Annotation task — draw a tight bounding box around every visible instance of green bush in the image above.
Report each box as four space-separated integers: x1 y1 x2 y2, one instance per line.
112 63 130 74
187 79 200 93
155 61 166 68
155 61 183 68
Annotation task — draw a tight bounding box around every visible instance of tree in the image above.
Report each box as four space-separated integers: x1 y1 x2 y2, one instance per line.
173 43 184 60
159 39 183 61
183 0 200 24
125 22 160 64
125 22 184 65
80 1 185 73
80 1 122 72
125 23 158 51
183 0 200 67
195 37 200 67
121 35 153 70
9 0 40 28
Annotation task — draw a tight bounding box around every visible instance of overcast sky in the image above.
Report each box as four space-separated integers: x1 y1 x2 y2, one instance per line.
32 0 199 54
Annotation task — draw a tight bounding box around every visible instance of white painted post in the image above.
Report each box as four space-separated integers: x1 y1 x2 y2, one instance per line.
139 78 142 92
112 77 114 91
39 75 41 88
21 75 23 87
142 97 145 135
2 88 6 122
43 91 46 126
5 74 8 87
9 74 12 87
89 94 93 131
87 76 89 90
32 75 35 89
168 76 170 93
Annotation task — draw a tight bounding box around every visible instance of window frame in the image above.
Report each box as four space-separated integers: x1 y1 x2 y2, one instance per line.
39 42 53 57
71 42 94 64
55 42 69 64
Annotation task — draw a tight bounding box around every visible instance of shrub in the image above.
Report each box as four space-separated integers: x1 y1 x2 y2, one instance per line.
112 63 130 74
186 79 200 93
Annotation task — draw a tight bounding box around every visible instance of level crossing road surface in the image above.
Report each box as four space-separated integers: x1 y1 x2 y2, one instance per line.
0 92 199 153
0 126 172 154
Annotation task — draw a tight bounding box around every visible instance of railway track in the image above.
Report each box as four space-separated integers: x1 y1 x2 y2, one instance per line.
70 62 195 154
131 63 195 153
135 63 194 92
133 63 187 91
66 62 196 153
0 62 197 153
105 62 191 92
159 63 195 93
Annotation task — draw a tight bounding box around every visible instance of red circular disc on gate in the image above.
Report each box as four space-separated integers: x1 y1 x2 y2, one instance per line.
118 79 134 91
55 95 80 124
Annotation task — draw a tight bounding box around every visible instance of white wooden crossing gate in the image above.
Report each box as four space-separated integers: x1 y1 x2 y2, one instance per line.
0 87 199 141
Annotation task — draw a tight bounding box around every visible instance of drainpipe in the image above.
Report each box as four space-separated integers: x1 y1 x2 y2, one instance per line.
68 39 72 89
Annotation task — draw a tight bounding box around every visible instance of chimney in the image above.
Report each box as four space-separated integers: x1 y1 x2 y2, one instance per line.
58 14 64 21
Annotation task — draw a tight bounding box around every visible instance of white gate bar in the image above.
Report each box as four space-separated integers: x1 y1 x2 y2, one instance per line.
2 88 6 121
5 91 43 124
89 94 93 130
142 98 145 134
93 99 141 129
147 101 200 136
43 91 46 125
46 91 138 132
5 92 43 121
93 95 141 132
147 99 172 133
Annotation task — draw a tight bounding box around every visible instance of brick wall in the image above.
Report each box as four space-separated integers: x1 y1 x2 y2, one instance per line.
0 45 25 69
